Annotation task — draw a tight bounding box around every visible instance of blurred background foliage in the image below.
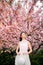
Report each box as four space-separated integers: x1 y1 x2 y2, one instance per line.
0 50 43 65
0 0 43 65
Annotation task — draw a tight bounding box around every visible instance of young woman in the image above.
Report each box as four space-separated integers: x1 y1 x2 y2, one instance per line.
15 31 32 65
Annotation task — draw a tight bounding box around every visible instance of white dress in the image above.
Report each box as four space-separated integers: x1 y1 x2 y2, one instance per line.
15 39 31 65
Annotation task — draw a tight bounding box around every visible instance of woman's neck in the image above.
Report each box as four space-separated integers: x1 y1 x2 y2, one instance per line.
22 38 26 40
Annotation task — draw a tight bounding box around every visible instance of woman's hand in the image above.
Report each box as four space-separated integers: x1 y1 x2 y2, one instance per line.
23 52 28 55
17 52 29 55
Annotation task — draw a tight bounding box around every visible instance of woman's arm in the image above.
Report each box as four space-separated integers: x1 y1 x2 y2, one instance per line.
27 41 32 54
16 42 20 55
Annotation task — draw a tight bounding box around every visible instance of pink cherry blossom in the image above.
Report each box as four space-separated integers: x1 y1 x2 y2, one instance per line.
0 0 43 52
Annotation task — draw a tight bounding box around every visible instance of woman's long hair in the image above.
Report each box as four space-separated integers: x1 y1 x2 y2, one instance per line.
19 31 27 41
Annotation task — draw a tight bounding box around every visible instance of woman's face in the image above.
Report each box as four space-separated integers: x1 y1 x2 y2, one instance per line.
21 33 27 39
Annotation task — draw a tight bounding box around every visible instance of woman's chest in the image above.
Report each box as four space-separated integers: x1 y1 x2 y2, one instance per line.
20 41 28 50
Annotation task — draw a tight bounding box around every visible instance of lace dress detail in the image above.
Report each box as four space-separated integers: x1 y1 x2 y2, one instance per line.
15 40 31 65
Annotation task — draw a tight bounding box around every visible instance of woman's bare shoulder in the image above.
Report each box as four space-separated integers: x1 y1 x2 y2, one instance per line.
18 41 21 45
27 40 30 44
17 41 20 47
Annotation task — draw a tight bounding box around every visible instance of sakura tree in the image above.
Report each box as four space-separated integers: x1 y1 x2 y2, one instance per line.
0 0 43 53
